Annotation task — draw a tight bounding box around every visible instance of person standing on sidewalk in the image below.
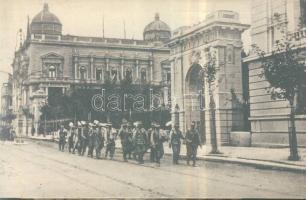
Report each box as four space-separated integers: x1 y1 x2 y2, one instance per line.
150 122 167 166
58 125 67 152
67 122 76 153
169 124 184 164
186 121 202 167
87 123 95 157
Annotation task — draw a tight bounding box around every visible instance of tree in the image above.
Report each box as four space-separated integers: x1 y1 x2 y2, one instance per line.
202 50 221 154
252 34 305 161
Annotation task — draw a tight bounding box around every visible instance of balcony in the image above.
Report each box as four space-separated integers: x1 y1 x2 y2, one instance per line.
289 28 306 46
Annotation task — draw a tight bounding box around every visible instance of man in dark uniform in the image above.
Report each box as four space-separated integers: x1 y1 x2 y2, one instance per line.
186 121 202 167
169 124 184 164
105 123 116 159
126 122 134 159
73 121 82 155
58 125 67 152
133 121 147 164
119 122 130 161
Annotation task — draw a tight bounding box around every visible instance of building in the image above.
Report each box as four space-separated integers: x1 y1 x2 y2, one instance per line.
243 0 306 146
168 10 249 145
1 75 13 126
12 3 172 136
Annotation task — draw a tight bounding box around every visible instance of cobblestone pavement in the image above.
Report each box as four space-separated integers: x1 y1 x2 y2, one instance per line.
0 141 305 198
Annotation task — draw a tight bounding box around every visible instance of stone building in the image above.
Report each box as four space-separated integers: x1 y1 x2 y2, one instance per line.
168 10 249 145
12 3 171 136
243 0 306 146
1 75 13 126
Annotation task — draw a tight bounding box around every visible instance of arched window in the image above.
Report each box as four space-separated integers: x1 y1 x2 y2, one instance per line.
125 68 132 80
80 66 86 80
140 68 147 83
49 65 56 78
96 68 102 81
111 68 117 83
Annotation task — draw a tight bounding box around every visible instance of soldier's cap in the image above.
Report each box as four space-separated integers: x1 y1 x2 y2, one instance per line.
93 120 99 125
81 121 87 125
69 122 74 127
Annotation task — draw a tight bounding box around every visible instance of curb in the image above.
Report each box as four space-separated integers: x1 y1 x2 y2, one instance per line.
24 137 306 173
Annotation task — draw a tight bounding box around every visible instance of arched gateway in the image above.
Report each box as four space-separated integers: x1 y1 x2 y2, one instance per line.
168 10 250 145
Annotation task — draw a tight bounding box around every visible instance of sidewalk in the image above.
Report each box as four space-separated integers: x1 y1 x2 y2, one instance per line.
163 144 306 173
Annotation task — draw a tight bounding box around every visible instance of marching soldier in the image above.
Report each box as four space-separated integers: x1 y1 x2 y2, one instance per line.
58 125 67 152
73 121 82 155
169 123 184 164
67 122 76 153
119 121 130 162
94 122 105 159
81 121 89 156
150 122 167 166
105 123 116 159
87 123 95 157
133 121 147 164
186 121 202 167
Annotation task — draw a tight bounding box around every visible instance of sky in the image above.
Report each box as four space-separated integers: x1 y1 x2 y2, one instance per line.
0 0 252 87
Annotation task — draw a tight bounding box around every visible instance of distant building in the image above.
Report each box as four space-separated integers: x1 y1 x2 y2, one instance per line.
168 10 249 145
244 0 306 146
1 75 13 126
12 3 171 135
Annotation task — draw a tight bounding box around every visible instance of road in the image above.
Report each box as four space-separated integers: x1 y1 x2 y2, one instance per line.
0 141 305 198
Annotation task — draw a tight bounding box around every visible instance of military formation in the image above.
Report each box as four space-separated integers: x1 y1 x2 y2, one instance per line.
57 120 202 167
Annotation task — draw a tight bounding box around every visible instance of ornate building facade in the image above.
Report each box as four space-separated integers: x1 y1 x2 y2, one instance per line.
244 0 306 146
12 4 171 135
168 10 249 145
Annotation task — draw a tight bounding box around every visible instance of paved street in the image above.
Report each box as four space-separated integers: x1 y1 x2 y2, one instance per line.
0 141 305 198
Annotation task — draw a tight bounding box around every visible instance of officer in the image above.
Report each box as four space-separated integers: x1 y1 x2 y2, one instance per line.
169 123 184 164
133 121 147 164
105 123 116 159
185 121 202 167
150 122 167 166
119 121 130 162
58 125 67 152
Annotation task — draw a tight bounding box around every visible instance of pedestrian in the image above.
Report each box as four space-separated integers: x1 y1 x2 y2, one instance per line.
67 122 76 153
105 123 116 159
150 122 167 166
185 121 202 167
58 125 67 152
31 125 35 136
169 124 184 164
119 121 130 162
147 126 155 162
126 122 134 159
133 121 147 164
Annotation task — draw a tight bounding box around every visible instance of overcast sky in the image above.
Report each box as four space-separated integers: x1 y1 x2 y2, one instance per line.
0 0 251 86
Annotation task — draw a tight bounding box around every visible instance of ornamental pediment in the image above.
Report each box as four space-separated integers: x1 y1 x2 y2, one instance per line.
40 52 64 60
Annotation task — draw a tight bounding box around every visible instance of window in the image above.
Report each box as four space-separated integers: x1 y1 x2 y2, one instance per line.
166 71 171 83
80 66 86 80
125 68 132 80
140 68 146 83
96 68 102 81
111 68 117 83
48 65 56 78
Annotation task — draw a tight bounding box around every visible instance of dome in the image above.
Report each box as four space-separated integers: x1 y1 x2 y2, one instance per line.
143 13 171 43
30 3 62 35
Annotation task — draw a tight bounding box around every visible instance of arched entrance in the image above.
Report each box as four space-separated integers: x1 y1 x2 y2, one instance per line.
185 63 206 143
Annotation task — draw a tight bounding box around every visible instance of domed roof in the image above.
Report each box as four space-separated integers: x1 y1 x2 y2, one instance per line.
32 3 61 25
144 13 170 33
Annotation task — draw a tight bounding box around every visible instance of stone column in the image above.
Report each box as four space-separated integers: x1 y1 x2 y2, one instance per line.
121 59 124 79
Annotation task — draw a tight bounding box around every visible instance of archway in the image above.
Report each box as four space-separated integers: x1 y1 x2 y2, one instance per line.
185 63 206 143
